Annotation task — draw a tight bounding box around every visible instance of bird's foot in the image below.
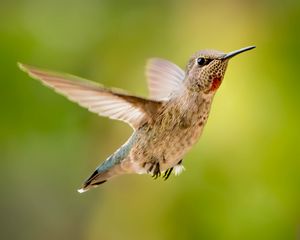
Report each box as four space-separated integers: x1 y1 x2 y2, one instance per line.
152 162 161 179
163 159 184 180
163 167 173 180
148 159 183 180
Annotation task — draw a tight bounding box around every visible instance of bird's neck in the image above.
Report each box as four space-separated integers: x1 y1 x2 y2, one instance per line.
171 85 214 115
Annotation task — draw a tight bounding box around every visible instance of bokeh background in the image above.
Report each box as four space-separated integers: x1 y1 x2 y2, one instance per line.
1 0 300 239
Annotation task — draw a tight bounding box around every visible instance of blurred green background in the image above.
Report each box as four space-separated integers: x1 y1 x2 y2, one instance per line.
1 0 300 239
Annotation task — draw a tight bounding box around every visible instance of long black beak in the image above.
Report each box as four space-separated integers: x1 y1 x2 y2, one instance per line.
221 46 256 60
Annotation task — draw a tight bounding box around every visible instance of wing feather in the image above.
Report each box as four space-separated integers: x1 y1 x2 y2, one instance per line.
19 63 161 129
146 58 185 100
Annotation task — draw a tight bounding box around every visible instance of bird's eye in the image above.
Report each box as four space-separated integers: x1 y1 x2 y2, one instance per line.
197 57 206 66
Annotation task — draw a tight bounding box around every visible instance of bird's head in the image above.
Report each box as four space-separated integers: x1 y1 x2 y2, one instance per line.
185 46 255 94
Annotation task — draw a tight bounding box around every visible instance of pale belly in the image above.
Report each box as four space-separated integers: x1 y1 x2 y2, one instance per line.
128 115 207 174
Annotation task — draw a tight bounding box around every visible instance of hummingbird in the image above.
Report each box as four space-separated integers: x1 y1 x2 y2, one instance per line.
18 46 255 193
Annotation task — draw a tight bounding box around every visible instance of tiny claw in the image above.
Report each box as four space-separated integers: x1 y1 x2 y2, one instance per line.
163 167 173 181
152 162 161 179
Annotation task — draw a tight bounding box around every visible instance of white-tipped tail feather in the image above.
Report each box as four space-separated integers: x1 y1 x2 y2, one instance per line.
77 188 88 194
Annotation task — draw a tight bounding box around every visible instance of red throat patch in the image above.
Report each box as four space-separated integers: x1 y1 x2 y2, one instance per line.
209 77 222 92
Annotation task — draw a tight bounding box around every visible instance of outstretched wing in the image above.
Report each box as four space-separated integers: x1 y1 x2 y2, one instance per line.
146 58 185 100
19 63 161 129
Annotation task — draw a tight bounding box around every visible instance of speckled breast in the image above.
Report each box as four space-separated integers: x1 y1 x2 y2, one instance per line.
130 96 213 172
